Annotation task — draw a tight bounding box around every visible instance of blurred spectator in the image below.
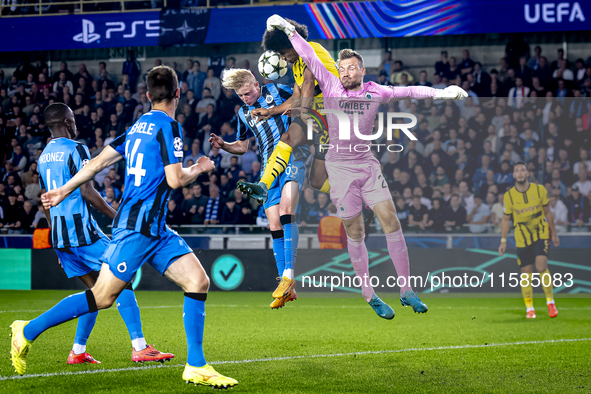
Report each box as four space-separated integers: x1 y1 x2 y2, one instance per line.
467 194 491 233
389 61 414 85
408 195 429 231
428 197 445 232
549 194 568 233
566 186 589 232
182 183 209 224
379 50 393 78
306 193 330 225
186 61 207 100
221 197 240 226
166 200 186 226
203 184 223 225
572 167 591 196
203 68 221 101
444 194 467 232
184 139 205 167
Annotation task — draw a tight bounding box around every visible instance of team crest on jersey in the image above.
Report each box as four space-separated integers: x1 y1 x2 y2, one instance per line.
81 159 89 168
365 92 373 100
265 95 274 104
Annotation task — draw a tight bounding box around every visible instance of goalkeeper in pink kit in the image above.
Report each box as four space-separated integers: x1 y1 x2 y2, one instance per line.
266 15 467 319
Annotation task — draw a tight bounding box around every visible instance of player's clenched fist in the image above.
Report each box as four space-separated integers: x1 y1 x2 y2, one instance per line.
196 156 215 173
41 188 67 210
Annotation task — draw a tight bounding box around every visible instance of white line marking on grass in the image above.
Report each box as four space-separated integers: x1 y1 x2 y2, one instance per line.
2 305 591 314
1 337 590 381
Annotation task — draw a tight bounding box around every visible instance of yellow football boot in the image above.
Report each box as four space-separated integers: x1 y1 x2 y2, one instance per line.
182 364 238 389
270 287 297 309
10 320 33 375
272 276 294 299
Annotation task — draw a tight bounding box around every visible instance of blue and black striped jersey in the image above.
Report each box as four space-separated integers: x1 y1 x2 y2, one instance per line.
38 138 104 248
236 83 309 170
109 110 183 237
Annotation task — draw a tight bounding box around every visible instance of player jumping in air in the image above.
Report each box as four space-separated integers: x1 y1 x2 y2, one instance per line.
238 18 336 202
33 102 173 365
11 66 238 388
499 162 560 319
265 15 467 319
210 69 305 308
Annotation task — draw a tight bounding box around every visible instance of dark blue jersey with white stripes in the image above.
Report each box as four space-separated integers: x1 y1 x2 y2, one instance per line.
236 83 309 171
109 110 183 237
38 138 104 248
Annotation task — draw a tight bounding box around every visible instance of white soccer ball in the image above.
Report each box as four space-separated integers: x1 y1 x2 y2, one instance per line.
258 51 288 80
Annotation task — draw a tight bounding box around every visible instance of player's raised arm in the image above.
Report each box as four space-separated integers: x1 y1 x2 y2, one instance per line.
164 157 215 190
267 15 338 93
209 133 250 155
42 146 123 209
376 83 468 102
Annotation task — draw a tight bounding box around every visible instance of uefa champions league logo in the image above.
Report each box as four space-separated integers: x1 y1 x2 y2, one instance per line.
173 137 183 151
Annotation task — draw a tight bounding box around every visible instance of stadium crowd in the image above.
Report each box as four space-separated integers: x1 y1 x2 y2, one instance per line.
0 44 590 235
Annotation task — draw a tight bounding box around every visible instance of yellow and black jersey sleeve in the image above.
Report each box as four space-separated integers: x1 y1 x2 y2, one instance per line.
292 41 338 110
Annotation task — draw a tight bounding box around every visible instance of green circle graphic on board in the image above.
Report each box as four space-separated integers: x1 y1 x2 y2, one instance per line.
211 255 244 291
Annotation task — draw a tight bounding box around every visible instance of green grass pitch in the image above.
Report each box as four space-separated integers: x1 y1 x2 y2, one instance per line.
1 291 590 393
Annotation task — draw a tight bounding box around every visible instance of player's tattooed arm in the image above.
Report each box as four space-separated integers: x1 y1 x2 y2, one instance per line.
42 146 123 209
164 156 215 189
80 182 117 219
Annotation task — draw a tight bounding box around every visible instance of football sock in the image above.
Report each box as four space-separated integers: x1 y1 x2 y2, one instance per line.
184 293 207 368
385 229 413 294
541 269 554 302
72 343 87 355
521 272 534 309
319 179 331 193
73 311 98 353
347 235 374 302
260 141 292 188
282 215 298 280
271 230 285 277
116 289 146 350
24 290 96 342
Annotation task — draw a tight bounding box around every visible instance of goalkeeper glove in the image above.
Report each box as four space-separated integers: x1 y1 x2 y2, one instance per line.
434 85 468 100
266 14 295 37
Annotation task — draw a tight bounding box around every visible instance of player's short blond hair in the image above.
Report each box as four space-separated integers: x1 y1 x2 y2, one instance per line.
338 49 364 69
221 68 257 91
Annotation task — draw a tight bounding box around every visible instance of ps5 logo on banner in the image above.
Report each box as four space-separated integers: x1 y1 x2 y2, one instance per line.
524 2 585 24
73 18 160 44
73 19 100 44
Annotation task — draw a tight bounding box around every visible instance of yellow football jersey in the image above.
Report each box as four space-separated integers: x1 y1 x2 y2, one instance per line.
503 183 550 248
292 41 339 110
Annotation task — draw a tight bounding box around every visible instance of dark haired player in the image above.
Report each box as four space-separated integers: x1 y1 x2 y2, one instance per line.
32 102 172 365
11 67 237 388
499 161 560 319
240 18 337 202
